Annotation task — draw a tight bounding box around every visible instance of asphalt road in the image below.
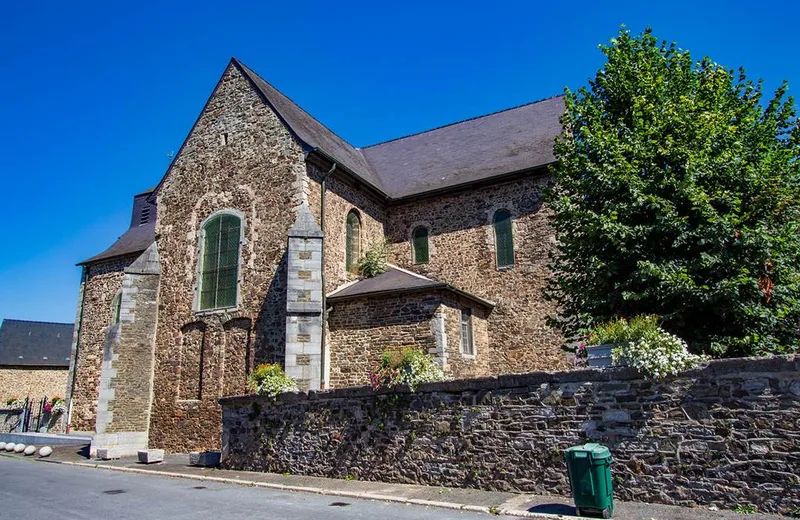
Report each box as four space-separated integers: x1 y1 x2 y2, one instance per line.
0 457 509 520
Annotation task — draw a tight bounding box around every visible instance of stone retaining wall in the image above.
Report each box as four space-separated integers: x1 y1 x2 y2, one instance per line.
221 355 800 515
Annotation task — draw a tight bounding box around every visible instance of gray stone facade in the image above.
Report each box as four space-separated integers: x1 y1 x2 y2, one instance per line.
221 355 800 515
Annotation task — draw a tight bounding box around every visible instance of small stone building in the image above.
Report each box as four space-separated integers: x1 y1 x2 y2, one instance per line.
67 58 567 453
0 319 73 401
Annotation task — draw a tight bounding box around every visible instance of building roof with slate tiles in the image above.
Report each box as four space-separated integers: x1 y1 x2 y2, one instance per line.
327 265 495 308
84 59 563 264
233 58 564 200
79 188 157 265
0 319 73 367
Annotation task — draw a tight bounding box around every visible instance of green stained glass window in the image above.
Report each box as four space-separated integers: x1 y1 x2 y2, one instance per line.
111 292 122 325
346 210 361 273
200 213 241 310
493 209 514 268
412 226 429 264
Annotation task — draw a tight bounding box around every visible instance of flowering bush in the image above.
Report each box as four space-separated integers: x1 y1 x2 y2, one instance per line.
574 344 588 367
51 397 66 415
357 239 390 278
247 363 298 397
612 328 709 380
369 347 448 391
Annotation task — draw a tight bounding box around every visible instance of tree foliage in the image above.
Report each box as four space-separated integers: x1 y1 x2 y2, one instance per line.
546 28 800 357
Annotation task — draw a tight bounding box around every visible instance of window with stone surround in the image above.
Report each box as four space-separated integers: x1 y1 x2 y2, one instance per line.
412 226 429 264
493 209 514 268
199 211 242 310
460 308 474 356
345 209 361 273
110 291 122 325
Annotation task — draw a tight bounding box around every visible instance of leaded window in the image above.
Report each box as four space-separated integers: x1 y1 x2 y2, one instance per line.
460 308 474 355
493 209 514 268
199 213 241 310
345 210 361 273
110 292 122 325
412 226 429 264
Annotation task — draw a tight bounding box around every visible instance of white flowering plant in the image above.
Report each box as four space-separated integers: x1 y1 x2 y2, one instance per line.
369 347 449 391
247 363 299 397
612 328 709 380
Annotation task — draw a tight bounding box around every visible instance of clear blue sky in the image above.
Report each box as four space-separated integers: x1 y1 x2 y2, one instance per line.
1 0 798 324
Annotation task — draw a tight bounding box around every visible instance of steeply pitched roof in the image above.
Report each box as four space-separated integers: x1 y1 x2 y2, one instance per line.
0 319 73 367
233 60 387 194
327 266 494 308
233 59 564 200
79 188 157 265
361 96 565 198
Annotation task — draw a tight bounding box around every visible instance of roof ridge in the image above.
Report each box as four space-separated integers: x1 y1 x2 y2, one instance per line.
233 59 363 159
361 93 565 150
1 319 74 326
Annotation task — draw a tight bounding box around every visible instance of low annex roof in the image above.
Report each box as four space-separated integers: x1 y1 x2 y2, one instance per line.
327 266 495 308
0 319 73 368
233 58 564 199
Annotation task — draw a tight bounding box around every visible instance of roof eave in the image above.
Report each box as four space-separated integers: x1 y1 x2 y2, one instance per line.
306 148 392 202
327 283 495 309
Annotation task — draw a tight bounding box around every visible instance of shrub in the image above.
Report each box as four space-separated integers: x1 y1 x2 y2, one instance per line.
369 347 448 391
612 327 709 380
588 315 660 345
358 239 389 278
247 363 298 397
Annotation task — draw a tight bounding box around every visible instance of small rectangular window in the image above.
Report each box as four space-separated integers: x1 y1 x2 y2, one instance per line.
460 308 474 356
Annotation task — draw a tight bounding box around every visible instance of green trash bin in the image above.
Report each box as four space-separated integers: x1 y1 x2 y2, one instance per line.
564 443 614 518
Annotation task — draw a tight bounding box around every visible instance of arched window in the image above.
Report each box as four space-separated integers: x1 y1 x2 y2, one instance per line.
493 209 514 268
412 226 429 264
110 292 122 325
199 212 242 310
345 210 361 273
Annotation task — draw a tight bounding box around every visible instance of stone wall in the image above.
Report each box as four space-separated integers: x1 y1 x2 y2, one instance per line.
0 367 69 402
306 164 387 293
221 355 800 515
149 61 306 452
386 175 568 374
327 291 492 388
68 255 135 432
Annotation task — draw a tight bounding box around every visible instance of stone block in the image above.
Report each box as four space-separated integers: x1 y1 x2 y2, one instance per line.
23 445 36 456
38 446 53 457
189 451 221 467
96 447 122 460
137 449 164 464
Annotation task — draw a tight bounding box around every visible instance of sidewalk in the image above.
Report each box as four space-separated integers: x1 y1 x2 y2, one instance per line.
8 445 784 519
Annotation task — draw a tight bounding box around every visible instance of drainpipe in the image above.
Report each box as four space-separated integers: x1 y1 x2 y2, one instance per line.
66 266 88 433
319 163 337 390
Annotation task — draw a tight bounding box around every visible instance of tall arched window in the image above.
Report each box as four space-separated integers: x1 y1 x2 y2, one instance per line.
493 209 514 268
199 212 242 310
110 292 122 325
412 226 429 264
345 210 361 273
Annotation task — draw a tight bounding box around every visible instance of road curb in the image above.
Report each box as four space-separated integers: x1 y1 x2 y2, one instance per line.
49 460 567 519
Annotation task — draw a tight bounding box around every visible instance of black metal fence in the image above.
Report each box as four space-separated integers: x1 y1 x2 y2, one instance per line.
1 397 51 433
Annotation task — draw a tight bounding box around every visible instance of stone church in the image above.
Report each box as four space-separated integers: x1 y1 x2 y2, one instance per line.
66 58 567 453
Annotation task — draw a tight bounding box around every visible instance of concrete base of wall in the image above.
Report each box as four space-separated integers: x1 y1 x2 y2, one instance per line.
0 432 92 446
90 431 148 457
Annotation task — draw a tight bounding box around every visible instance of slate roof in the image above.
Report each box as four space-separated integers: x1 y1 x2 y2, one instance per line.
233 58 564 200
327 266 495 308
0 319 73 367
79 188 157 265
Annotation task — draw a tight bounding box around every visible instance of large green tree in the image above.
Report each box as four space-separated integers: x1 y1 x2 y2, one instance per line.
546 28 800 357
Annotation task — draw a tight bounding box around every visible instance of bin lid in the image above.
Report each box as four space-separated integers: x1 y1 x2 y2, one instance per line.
565 443 611 459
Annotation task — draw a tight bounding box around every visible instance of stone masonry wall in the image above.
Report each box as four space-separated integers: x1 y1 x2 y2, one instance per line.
68 255 135 432
222 355 800 515
149 61 306 452
306 164 387 293
0 367 69 402
386 175 568 374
